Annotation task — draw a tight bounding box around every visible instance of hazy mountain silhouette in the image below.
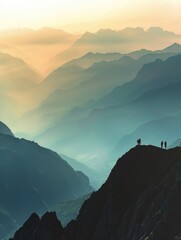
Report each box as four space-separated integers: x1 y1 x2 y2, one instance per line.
0 52 43 125
0 123 93 238
0 52 41 91
62 52 123 69
0 27 75 45
17 45 179 136
26 53 180 153
60 154 104 189
0 121 13 136
32 54 181 172
14 43 181 130
0 91 20 126
0 28 79 75
52 27 181 69
158 42 181 53
15 55 143 135
169 138 181 148
11 146 181 240
54 193 91 227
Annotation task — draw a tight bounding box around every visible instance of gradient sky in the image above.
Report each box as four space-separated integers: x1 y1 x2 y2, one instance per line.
0 0 181 33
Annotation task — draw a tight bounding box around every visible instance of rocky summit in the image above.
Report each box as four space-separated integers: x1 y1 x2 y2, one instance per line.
11 145 181 240
11 212 64 240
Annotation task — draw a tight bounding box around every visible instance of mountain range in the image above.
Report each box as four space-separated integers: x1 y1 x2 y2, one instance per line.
2 26 181 240
11 145 181 240
14 43 181 137
23 51 181 174
0 28 79 75
0 51 43 126
0 122 93 239
51 27 181 68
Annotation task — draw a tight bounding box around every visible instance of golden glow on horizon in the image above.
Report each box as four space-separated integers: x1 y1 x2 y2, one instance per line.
0 0 181 33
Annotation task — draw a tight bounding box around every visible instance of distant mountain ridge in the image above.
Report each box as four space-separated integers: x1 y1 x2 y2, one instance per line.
52 27 181 69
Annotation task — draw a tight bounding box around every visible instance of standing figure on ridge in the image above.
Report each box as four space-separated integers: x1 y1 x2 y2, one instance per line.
164 141 167 149
137 138 141 146
161 141 163 148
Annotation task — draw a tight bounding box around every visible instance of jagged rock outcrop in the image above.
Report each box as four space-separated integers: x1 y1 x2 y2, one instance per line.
12 212 63 240
11 146 181 240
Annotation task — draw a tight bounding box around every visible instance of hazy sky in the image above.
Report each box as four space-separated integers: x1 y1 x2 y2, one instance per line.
0 0 181 33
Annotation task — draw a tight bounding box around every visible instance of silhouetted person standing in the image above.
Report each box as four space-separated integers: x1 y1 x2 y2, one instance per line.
164 141 167 149
137 138 141 145
161 141 163 148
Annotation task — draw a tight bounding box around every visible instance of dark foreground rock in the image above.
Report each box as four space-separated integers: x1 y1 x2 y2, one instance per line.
11 212 63 240
11 145 181 240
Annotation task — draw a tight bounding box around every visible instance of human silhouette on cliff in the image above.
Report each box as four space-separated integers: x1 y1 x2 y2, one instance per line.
137 138 141 145
164 141 167 149
161 141 163 148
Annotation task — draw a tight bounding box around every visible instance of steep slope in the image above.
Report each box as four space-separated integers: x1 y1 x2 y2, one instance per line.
62 52 123 68
11 146 181 240
0 52 41 92
0 121 13 136
0 52 43 124
60 154 103 189
96 53 181 108
0 124 93 238
158 42 181 53
54 193 91 227
11 212 64 240
169 138 181 148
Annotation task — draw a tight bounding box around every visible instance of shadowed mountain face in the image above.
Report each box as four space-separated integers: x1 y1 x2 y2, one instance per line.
0 121 13 136
53 193 91 227
11 212 64 240
60 154 103 189
0 124 93 239
11 146 181 240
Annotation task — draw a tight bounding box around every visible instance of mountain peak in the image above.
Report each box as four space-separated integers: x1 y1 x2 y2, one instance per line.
11 145 181 240
0 121 13 136
162 42 181 52
12 212 63 240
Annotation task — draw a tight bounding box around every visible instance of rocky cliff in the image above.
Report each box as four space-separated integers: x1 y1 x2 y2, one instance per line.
11 145 181 240
11 212 63 240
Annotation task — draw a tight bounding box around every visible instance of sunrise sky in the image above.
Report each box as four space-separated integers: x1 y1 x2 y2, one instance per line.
0 0 181 33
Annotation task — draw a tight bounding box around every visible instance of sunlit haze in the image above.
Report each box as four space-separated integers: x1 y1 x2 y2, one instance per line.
0 0 181 33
